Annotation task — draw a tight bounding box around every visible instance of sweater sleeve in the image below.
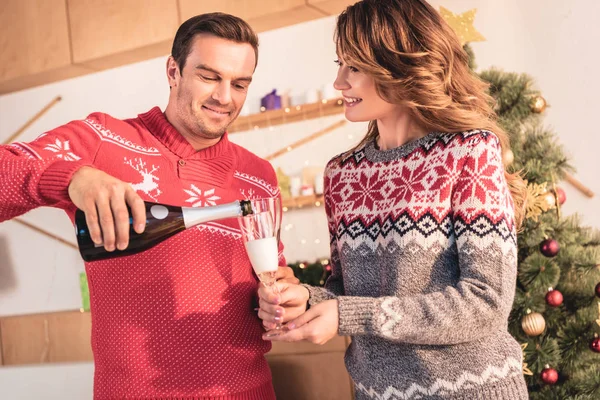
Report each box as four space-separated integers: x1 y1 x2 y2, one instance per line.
0 113 104 221
305 159 345 306
336 134 519 345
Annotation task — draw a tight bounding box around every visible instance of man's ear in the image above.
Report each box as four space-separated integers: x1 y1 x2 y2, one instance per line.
166 56 180 88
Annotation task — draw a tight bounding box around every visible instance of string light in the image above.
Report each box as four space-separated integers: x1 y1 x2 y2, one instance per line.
260 106 266 112
314 239 321 244
287 146 292 152
284 107 290 113
283 206 288 212
315 201 321 206
301 239 307 244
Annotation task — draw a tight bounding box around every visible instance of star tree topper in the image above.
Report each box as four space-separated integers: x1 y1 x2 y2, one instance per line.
439 6 486 46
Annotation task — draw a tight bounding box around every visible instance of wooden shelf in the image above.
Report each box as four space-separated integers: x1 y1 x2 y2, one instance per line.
229 98 344 133
282 194 324 210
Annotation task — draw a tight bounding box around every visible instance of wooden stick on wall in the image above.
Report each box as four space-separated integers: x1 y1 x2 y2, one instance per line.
564 172 595 198
13 218 77 250
2 96 62 145
265 119 347 161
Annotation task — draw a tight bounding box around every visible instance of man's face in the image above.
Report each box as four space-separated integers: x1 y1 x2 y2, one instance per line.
168 34 256 140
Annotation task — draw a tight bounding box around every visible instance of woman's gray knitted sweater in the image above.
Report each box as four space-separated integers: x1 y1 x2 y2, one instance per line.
306 130 529 399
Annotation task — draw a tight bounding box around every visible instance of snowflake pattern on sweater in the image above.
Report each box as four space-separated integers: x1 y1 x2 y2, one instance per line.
0 107 280 400
307 130 528 400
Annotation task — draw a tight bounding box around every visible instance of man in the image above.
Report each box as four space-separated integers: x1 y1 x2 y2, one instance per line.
0 13 296 400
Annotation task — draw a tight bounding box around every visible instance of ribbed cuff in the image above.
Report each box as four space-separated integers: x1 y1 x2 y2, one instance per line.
39 160 90 203
303 285 335 308
337 296 376 336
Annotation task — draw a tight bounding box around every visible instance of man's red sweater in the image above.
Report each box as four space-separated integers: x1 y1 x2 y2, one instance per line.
0 107 282 400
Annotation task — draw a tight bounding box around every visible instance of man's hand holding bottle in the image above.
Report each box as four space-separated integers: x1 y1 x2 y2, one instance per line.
68 166 146 252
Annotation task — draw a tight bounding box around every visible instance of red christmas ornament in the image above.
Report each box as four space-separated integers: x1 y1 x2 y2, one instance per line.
555 187 567 206
541 365 559 385
545 288 563 307
595 282 600 298
591 337 600 353
540 238 560 257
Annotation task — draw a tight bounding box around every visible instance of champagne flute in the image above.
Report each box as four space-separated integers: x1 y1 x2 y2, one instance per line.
238 197 286 336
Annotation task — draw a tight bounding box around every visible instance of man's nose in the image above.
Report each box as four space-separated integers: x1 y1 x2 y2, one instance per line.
212 82 232 105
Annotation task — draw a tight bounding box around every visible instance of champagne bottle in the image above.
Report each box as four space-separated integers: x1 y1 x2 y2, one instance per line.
75 200 253 262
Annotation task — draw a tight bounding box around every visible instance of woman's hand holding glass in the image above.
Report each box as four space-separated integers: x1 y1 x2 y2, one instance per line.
258 283 339 345
258 282 310 331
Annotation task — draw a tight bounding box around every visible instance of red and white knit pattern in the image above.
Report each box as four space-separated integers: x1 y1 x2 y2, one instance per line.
306 130 528 399
327 130 515 254
0 107 280 400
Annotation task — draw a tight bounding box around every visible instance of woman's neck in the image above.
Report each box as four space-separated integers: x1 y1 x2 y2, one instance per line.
376 111 428 150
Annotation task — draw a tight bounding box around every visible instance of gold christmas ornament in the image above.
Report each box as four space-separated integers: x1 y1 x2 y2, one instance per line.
439 7 486 46
525 182 556 221
544 192 556 208
522 310 546 336
531 95 547 113
503 149 514 166
521 343 533 376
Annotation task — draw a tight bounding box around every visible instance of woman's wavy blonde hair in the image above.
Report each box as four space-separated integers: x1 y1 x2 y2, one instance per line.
336 0 526 228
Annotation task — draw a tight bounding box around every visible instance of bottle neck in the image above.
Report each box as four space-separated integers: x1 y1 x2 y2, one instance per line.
181 200 243 228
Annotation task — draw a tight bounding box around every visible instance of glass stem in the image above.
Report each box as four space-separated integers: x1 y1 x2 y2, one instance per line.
259 271 283 330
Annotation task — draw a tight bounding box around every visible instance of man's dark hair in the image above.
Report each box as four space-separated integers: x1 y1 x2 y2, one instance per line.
171 12 259 73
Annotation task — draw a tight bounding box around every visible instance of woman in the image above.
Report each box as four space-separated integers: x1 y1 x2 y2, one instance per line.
259 0 529 398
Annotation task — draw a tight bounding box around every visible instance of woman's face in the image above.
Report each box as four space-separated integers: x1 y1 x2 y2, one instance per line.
333 55 398 122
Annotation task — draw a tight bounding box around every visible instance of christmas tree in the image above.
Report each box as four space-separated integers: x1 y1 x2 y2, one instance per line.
477 55 600 400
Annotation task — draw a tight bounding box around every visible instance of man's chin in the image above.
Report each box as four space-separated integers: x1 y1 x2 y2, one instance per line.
195 113 237 137
196 123 229 139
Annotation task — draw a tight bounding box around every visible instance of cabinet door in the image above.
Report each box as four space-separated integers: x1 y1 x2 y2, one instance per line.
68 0 179 68
0 0 72 92
179 0 327 33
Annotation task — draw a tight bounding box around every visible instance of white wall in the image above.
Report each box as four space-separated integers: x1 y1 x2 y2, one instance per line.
0 1 599 398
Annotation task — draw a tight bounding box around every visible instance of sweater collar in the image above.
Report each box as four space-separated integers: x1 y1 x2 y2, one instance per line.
139 107 232 159
364 132 443 163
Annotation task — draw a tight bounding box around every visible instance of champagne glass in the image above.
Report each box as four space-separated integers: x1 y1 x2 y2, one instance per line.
239 197 285 336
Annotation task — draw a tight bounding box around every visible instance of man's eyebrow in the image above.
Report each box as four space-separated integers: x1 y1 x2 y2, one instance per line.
195 64 252 83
